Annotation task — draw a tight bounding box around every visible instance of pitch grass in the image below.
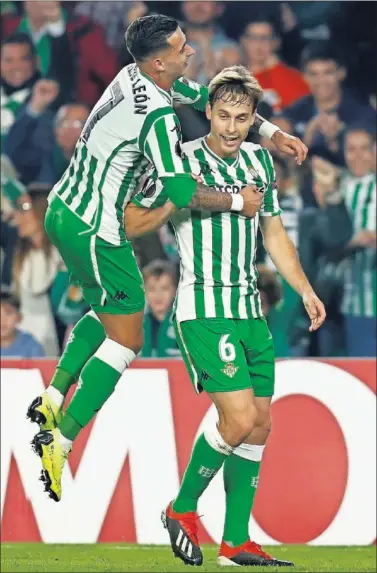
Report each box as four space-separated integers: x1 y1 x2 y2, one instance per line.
1 544 376 572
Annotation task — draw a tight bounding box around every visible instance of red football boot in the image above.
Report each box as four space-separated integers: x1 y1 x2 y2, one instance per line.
161 501 203 566
218 539 294 567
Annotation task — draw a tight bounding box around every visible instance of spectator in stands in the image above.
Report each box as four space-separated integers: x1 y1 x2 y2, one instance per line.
1 3 75 107
12 183 61 356
75 0 148 52
312 127 376 357
180 1 240 85
4 101 89 185
1 33 42 144
256 264 293 357
2 0 117 107
0 290 45 357
141 260 180 358
241 18 310 113
278 42 376 167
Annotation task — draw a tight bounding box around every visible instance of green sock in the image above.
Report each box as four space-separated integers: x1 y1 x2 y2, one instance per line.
223 451 262 546
58 339 135 441
173 432 232 514
51 312 105 396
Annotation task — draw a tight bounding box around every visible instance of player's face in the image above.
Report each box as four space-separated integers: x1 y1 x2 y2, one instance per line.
145 274 176 318
1 43 35 87
345 131 375 177
0 303 20 341
159 27 195 81
206 98 255 157
304 60 345 101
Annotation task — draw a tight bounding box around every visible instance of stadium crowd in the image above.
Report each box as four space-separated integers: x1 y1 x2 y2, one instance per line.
1 0 376 359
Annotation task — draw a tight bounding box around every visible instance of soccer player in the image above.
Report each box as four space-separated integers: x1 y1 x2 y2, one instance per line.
126 65 326 567
26 14 307 502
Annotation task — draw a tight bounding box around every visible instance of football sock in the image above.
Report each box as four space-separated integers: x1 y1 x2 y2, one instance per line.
50 311 106 397
58 339 135 441
173 424 234 513
223 444 265 546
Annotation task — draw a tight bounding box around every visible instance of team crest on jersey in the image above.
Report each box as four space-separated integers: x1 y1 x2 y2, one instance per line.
221 363 239 378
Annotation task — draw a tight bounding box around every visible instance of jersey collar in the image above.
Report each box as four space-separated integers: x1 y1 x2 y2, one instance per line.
201 136 241 170
138 69 172 105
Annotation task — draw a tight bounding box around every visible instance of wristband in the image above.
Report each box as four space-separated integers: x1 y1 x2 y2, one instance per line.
259 122 280 140
231 194 244 212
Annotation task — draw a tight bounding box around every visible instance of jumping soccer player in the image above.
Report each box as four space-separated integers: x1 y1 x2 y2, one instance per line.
27 14 307 502
126 65 326 567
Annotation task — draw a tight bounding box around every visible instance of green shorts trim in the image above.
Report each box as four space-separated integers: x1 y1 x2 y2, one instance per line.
174 317 275 397
45 194 145 314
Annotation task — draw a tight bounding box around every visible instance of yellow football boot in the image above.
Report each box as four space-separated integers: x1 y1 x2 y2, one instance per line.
31 429 70 502
27 391 62 431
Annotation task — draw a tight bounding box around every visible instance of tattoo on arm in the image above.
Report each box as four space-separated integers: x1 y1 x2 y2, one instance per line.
250 114 264 134
188 184 232 211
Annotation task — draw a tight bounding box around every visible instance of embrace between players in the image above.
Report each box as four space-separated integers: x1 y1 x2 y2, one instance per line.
26 13 326 568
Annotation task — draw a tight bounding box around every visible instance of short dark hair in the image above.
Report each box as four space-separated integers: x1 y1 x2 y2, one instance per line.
300 41 344 70
2 32 36 57
125 14 179 62
143 259 177 285
0 291 21 312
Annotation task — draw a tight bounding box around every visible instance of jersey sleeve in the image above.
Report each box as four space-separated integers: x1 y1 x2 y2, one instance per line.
259 149 282 217
138 110 196 208
132 171 170 210
171 77 208 112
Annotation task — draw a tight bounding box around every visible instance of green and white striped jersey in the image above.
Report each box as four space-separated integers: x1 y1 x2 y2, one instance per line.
50 64 208 245
341 172 376 318
133 137 281 321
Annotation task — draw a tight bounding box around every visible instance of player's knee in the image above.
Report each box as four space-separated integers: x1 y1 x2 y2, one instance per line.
109 331 144 355
223 406 258 446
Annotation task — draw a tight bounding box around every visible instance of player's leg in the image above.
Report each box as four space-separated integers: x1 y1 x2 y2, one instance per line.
30 196 145 501
162 318 256 566
218 318 293 567
27 200 107 430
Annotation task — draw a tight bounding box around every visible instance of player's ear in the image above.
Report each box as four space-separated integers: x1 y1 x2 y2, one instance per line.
205 102 212 121
151 57 165 73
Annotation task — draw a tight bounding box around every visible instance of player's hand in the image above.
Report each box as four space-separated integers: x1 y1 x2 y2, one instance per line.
240 185 263 218
30 79 60 114
303 290 326 332
271 130 308 166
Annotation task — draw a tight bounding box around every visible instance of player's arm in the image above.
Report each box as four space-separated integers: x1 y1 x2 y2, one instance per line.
172 78 308 164
260 215 326 331
139 112 254 213
125 200 176 239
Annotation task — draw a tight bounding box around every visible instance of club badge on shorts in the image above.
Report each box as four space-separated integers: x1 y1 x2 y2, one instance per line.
222 363 239 378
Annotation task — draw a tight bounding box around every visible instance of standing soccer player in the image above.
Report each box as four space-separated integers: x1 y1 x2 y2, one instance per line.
126 66 326 567
27 14 307 502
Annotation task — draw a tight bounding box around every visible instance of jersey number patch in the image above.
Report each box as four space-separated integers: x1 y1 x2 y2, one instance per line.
82 81 124 143
219 334 236 362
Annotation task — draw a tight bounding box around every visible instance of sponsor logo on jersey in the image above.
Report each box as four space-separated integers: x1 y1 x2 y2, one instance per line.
213 184 241 194
221 362 239 378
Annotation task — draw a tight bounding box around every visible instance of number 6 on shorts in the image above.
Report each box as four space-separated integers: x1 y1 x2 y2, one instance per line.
219 334 236 362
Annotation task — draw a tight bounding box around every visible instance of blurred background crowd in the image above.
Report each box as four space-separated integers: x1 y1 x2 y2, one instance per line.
1 0 376 360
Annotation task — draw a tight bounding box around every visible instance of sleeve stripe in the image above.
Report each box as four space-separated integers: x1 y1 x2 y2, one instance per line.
138 106 174 154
